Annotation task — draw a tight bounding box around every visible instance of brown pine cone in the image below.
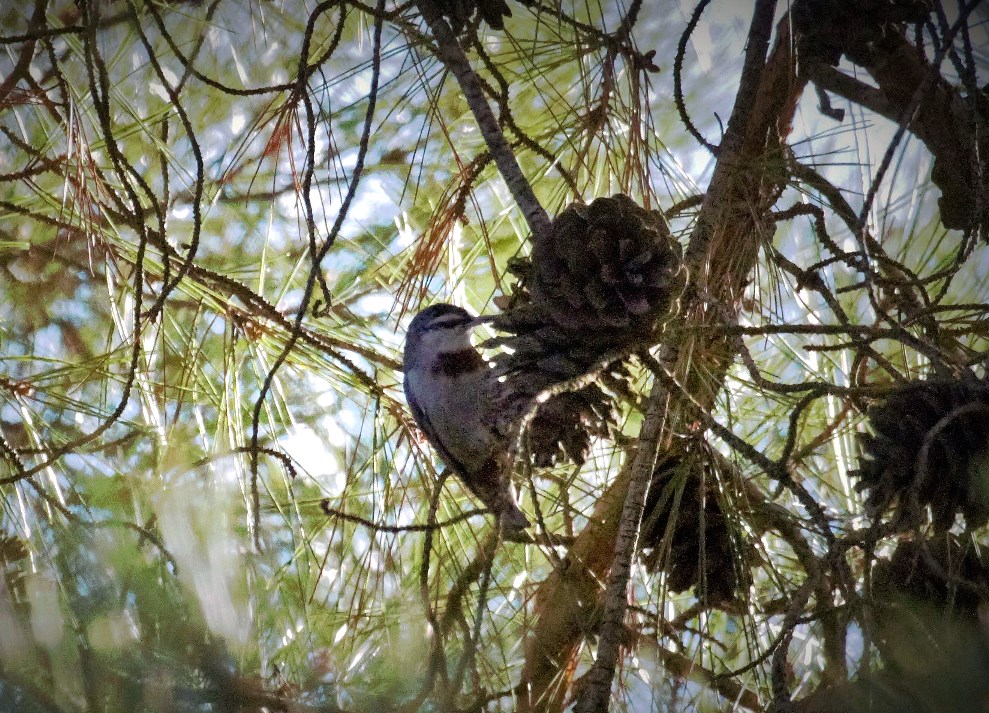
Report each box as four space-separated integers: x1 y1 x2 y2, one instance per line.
486 195 685 468
793 0 933 66
529 194 686 335
854 376 989 531
486 341 627 468
639 442 750 605
872 535 989 623
525 385 616 467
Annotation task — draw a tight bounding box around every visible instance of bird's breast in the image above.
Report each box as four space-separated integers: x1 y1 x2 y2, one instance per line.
406 355 495 471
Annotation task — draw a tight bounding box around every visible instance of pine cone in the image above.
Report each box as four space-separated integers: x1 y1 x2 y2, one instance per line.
871 535 989 674
872 535 989 623
639 442 749 605
793 0 933 66
846 535 989 708
484 196 685 466
530 194 685 335
855 377 989 531
486 341 627 467
525 386 615 467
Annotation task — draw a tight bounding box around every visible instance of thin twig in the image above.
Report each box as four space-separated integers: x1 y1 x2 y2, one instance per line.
249 1 385 550
674 0 718 154
320 500 487 533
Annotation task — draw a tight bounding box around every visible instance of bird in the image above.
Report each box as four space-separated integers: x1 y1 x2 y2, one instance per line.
403 303 530 531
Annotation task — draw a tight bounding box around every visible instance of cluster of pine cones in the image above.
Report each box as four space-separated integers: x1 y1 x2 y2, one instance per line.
489 194 686 466
487 195 750 606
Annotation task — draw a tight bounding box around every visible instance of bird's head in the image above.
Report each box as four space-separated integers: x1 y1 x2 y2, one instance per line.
403 303 488 369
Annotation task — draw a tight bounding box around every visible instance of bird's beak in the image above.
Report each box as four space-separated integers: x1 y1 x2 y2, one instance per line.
470 315 497 327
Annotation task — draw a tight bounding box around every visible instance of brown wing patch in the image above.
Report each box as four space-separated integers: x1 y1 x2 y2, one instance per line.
433 348 485 377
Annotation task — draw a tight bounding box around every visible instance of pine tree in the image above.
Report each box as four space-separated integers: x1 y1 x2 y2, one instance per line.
1 1 987 711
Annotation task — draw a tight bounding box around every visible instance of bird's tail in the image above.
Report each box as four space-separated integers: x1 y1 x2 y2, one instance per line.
458 458 529 531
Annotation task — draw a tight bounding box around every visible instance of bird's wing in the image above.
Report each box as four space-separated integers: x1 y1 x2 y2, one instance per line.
405 376 527 528
404 378 477 481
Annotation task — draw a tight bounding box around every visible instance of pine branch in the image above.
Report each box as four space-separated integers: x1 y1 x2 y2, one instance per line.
574 3 780 709
414 0 553 243
520 6 810 710
572 379 669 712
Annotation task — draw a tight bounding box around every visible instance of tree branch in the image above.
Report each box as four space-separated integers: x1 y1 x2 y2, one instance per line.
414 0 553 243
572 379 669 712
519 6 811 710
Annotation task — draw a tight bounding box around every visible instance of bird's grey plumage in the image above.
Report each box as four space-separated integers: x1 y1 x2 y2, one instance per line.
403 304 529 530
